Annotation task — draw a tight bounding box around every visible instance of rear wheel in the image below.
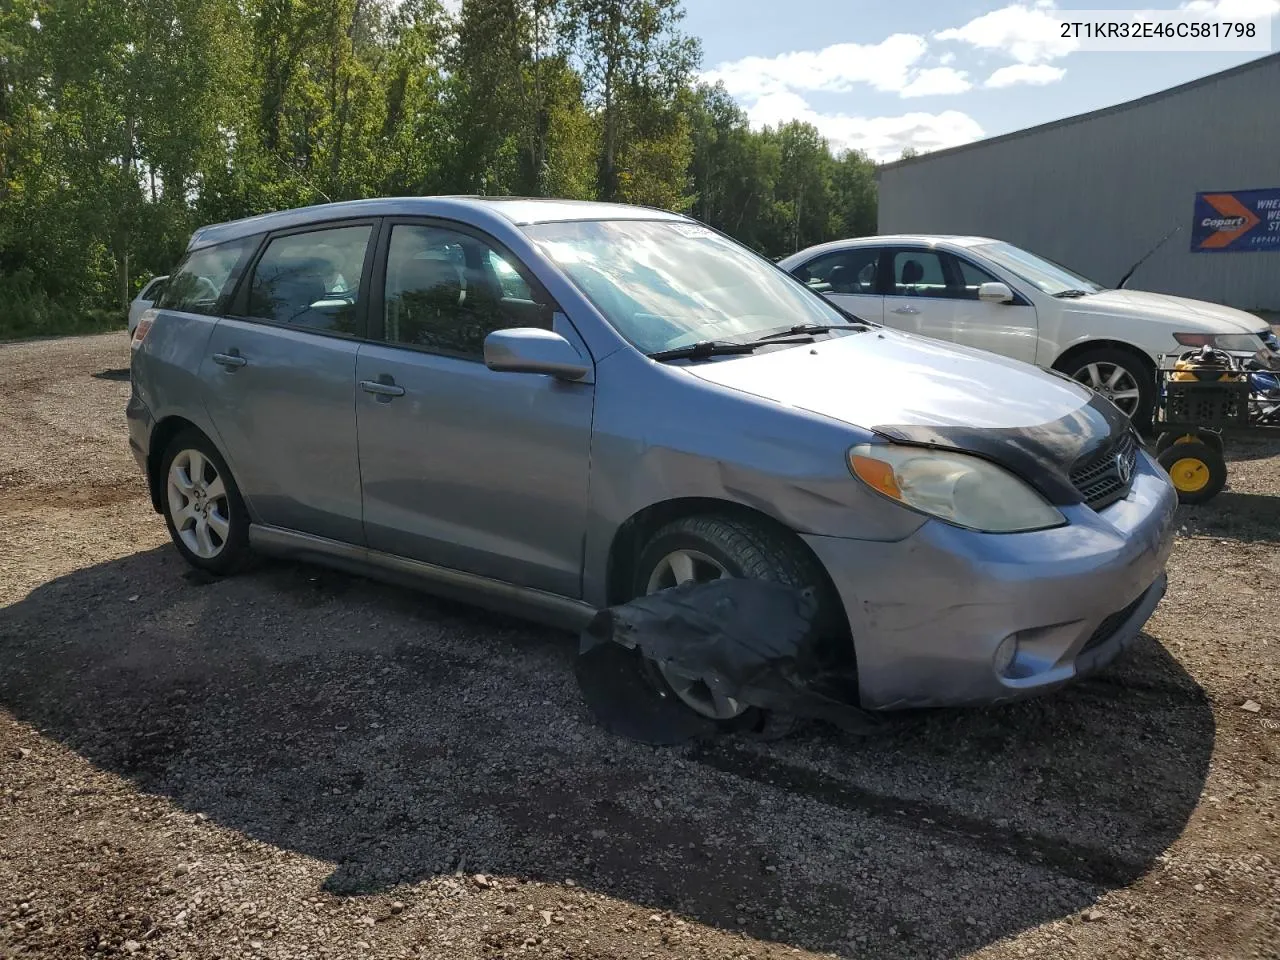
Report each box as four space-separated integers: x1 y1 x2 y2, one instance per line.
160 430 251 574
1065 347 1154 428
1157 440 1227 504
631 514 834 730
1155 430 1223 457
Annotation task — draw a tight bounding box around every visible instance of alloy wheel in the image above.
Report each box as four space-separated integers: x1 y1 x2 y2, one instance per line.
643 548 747 721
1072 361 1142 416
166 448 231 560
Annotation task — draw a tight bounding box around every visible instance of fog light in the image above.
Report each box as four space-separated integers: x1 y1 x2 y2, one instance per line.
994 634 1019 676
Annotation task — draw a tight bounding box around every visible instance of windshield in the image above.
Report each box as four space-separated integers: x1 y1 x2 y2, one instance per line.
522 219 852 353
973 241 1103 296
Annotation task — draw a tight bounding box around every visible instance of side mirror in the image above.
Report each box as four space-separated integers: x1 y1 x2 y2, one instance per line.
978 281 1015 304
484 328 590 380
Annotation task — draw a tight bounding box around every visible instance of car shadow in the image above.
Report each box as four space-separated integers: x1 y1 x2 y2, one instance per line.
1180 490 1280 543
0 547 1214 958
92 367 131 382
1224 434 1280 464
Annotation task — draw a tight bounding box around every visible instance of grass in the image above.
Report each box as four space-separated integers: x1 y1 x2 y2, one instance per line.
0 288 125 343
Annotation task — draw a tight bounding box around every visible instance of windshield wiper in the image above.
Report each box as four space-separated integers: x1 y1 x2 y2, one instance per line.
648 340 759 362
753 323 863 342
1053 288 1094 299
647 337 812 362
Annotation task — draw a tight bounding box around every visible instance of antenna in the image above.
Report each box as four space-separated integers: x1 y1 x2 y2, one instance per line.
272 153 333 205
1117 224 1181 289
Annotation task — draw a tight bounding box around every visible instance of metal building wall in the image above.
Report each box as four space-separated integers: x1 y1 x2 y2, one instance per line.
877 53 1280 313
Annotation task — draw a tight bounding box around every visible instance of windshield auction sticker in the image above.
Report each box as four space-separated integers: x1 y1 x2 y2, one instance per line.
1191 189 1280 253
671 224 717 240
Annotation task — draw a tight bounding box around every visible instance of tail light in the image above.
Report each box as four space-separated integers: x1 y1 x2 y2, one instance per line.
131 312 155 350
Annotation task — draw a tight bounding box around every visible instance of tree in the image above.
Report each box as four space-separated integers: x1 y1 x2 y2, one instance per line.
0 0 880 340
444 0 526 193
567 0 698 205
376 0 450 195
831 148 878 237
685 83 774 247
776 121 833 253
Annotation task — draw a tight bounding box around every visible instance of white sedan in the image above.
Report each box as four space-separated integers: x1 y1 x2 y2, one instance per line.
128 275 169 335
778 236 1279 424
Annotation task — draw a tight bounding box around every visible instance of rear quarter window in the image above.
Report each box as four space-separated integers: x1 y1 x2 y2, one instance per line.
138 277 168 301
159 237 258 315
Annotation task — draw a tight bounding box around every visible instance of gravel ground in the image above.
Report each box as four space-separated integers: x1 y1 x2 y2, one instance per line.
1 331 1277 960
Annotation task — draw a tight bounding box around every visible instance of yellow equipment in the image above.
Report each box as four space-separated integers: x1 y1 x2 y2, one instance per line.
1170 346 1244 383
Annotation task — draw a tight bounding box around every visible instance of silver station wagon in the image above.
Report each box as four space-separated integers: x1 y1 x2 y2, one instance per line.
128 197 1178 726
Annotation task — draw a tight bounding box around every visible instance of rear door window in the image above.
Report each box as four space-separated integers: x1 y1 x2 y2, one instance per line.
158 238 257 316
245 224 374 335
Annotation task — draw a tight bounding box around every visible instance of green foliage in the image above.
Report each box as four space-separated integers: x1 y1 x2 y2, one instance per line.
684 83 878 256
0 267 123 338
0 0 878 340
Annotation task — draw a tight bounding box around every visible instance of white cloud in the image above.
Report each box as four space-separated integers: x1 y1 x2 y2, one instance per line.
701 34 935 99
745 91 984 161
900 67 973 97
1182 0 1280 16
936 2 1078 64
938 52 957 65
984 63 1067 88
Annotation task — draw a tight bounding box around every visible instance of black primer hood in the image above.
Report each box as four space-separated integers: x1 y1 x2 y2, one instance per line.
872 390 1136 506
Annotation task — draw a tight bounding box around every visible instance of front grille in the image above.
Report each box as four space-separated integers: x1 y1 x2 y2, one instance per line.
1081 588 1149 653
1069 431 1138 511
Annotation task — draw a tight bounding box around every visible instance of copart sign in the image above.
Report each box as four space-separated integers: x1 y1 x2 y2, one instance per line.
1191 188 1280 253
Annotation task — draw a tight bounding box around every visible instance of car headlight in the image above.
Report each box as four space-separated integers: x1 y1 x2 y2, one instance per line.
1173 332 1265 352
848 443 1066 533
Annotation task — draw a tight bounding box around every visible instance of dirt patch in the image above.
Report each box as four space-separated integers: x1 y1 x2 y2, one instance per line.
1 332 1277 960
3 476 148 511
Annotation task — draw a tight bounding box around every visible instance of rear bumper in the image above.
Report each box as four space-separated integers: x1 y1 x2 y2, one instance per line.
126 388 153 477
803 451 1178 710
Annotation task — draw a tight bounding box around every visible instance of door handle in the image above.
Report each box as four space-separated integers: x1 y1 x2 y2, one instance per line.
360 378 406 400
890 306 921 315
212 352 247 369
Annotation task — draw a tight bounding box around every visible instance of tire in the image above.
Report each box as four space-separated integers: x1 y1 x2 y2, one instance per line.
159 429 251 575
1154 430 1224 457
1063 346 1155 429
630 514 837 736
1157 440 1227 505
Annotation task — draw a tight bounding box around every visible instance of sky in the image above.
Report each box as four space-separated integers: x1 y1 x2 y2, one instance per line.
683 0 1279 161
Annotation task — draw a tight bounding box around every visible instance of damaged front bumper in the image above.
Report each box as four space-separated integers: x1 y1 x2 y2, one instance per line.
803 451 1179 710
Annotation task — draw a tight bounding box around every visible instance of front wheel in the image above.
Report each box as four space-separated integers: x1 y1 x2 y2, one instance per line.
1065 347 1154 428
160 429 251 574
631 514 834 731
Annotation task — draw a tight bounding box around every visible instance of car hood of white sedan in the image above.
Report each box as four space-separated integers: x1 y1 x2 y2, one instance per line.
1075 288 1268 334
682 327 1097 431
